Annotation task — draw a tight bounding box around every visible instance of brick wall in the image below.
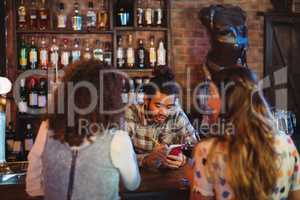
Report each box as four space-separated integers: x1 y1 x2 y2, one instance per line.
170 0 273 112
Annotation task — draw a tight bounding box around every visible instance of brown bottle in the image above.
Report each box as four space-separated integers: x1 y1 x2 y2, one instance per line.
28 0 38 29
38 0 49 30
17 0 27 30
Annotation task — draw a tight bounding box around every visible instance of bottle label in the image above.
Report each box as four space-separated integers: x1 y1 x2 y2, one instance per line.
137 92 144 104
83 52 92 60
121 93 129 104
18 7 26 22
87 12 97 27
104 52 112 65
58 15 67 28
25 139 34 151
18 101 28 113
145 8 152 25
40 49 48 66
38 95 47 108
129 92 136 105
93 50 103 61
29 93 38 106
149 48 157 66
50 52 59 66
72 16 82 30
20 48 28 67
30 14 37 20
137 8 143 25
156 9 162 25
72 51 81 62
7 139 14 152
29 50 37 63
13 141 21 153
127 49 134 66
61 52 70 67
40 13 48 20
157 48 166 66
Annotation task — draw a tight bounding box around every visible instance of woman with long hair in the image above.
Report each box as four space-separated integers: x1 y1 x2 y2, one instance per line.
187 67 300 200
26 60 140 200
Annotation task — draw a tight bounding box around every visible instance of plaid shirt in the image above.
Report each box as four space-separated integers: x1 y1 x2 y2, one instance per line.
124 104 199 166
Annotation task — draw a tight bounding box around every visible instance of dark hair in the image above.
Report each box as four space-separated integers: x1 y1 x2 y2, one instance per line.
47 60 123 146
144 66 179 97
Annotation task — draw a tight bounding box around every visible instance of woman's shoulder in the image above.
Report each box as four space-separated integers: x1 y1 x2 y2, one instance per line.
194 137 226 156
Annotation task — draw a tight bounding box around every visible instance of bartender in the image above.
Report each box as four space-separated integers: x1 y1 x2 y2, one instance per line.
124 67 199 169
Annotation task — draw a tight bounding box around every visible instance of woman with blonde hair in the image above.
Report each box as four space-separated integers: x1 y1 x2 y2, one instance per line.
187 67 300 200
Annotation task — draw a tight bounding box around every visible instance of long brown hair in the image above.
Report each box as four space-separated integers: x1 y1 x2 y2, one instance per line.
208 67 278 200
47 60 123 146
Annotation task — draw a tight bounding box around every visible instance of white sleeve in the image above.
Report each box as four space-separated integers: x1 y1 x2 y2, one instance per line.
26 120 49 196
110 131 141 191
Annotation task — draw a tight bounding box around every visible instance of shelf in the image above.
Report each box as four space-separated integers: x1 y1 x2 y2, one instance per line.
16 30 114 35
114 27 169 32
118 68 154 72
18 113 45 119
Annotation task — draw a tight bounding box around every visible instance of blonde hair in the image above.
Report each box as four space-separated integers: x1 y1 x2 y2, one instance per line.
207 67 277 200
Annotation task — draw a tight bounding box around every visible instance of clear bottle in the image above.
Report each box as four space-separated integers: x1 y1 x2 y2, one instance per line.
136 0 144 27
29 37 38 70
57 2 67 29
19 37 28 70
126 34 135 68
19 79 28 113
103 42 112 65
145 0 153 26
71 39 81 63
18 0 27 30
24 123 34 159
157 40 166 66
38 0 49 30
71 0 82 31
121 79 129 104
117 36 125 68
38 78 47 108
155 0 163 26
128 79 136 104
149 36 157 67
49 37 59 69
39 37 49 70
136 78 144 104
86 1 97 30
93 40 103 61
136 39 146 68
61 39 70 68
28 0 38 29
83 40 92 60
97 0 108 30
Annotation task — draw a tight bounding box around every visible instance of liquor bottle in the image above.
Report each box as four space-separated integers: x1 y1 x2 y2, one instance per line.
93 40 103 61
72 0 82 31
83 40 92 60
149 36 157 67
86 1 97 30
121 79 129 104
39 37 49 70
116 0 132 26
136 0 144 27
145 0 153 26
24 123 34 159
155 0 163 26
136 39 146 68
28 0 38 29
103 42 112 65
136 78 144 104
157 40 166 66
57 2 67 29
12 133 24 161
71 39 81 63
117 36 125 68
50 37 59 69
97 0 108 30
38 78 47 108
38 0 49 30
61 39 70 68
17 0 27 30
19 37 28 70
18 79 28 113
126 34 135 68
28 77 39 108
128 79 136 104
29 37 38 70
5 122 15 162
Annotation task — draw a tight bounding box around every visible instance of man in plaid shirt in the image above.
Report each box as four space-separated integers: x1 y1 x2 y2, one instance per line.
124 67 199 169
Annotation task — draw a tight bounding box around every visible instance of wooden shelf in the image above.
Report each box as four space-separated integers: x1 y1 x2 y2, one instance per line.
118 68 153 72
115 27 168 32
16 30 114 35
18 113 44 119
